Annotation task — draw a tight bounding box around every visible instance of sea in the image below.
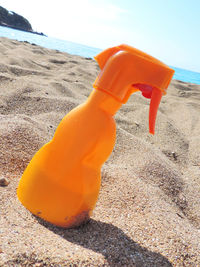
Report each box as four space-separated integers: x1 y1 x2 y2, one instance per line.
1 26 200 85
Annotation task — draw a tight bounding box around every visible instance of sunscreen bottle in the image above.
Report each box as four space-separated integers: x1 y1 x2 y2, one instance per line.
17 44 174 228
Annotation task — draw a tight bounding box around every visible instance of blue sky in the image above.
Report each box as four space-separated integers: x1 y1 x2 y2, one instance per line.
1 0 200 72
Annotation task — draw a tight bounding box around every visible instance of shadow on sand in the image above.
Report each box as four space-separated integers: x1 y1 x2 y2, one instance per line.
35 216 172 266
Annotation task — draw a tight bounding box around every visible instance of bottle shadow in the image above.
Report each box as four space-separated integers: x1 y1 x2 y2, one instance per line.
35 216 172 266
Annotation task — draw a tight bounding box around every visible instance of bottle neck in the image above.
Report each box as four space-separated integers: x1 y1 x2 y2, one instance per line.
87 89 122 116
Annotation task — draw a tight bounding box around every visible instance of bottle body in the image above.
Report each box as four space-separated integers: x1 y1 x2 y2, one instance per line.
17 89 120 228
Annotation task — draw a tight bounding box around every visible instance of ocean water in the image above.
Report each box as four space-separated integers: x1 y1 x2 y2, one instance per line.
1 26 200 85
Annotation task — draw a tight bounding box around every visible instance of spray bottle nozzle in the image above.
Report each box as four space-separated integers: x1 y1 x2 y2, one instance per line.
93 44 175 134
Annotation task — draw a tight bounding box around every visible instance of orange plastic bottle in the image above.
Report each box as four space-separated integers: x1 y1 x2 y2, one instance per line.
17 44 174 228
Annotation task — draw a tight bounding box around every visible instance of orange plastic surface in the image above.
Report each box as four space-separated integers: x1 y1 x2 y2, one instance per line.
94 44 175 134
17 90 121 228
17 44 174 228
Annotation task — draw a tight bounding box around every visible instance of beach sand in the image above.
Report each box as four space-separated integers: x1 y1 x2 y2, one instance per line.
0 37 200 266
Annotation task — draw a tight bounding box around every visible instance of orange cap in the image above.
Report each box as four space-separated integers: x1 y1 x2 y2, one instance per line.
93 44 175 134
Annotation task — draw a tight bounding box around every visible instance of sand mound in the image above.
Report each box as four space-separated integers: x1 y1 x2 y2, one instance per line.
0 37 200 266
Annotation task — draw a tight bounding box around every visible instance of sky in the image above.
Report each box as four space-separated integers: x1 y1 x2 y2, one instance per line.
1 0 200 72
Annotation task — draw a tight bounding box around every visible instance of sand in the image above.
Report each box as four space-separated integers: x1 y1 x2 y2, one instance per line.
0 37 200 266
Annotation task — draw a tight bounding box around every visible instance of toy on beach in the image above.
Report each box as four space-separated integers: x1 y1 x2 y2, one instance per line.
17 44 175 228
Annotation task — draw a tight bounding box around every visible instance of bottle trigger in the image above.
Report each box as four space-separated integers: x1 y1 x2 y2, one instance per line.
149 87 163 135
